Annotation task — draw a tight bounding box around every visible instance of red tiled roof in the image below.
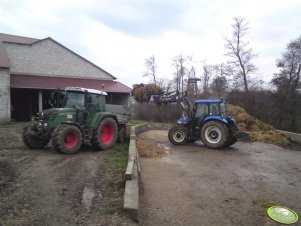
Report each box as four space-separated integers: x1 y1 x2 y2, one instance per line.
10 74 131 93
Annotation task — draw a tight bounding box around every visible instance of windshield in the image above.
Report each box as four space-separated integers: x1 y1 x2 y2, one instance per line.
63 92 85 108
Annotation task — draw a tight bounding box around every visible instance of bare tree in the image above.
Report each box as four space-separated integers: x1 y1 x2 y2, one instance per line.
202 64 215 98
272 35 301 132
143 55 157 85
157 77 173 93
225 17 257 94
172 54 187 93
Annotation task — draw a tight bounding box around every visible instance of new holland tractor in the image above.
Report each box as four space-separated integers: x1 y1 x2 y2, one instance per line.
22 87 130 154
152 92 238 148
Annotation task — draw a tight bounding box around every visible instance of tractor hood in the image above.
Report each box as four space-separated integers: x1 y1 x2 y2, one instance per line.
38 107 76 123
38 108 57 121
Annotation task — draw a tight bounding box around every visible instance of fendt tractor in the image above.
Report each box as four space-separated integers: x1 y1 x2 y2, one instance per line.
151 92 238 148
22 87 130 154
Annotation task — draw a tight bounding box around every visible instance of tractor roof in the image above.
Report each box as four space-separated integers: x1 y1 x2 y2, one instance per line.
65 87 107 95
195 99 223 104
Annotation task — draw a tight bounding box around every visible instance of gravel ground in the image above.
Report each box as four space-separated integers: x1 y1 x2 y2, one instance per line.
138 130 301 226
0 123 135 226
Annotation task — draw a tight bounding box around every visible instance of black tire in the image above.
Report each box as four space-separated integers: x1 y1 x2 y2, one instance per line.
168 125 188 145
93 118 118 150
201 121 229 148
52 124 82 154
224 124 238 147
117 126 125 143
22 124 49 149
224 135 237 147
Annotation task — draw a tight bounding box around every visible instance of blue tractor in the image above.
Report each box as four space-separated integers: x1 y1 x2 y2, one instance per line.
152 92 238 148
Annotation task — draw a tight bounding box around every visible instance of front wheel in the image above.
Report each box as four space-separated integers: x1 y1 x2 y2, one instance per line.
201 121 229 148
93 118 118 150
22 124 49 149
52 124 82 154
168 125 188 145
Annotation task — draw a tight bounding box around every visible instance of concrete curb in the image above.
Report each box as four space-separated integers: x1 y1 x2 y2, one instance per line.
123 123 148 222
123 123 169 222
276 130 301 143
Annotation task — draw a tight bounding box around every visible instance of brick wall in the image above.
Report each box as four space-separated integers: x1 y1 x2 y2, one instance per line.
0 68 11 121
3 39 113 80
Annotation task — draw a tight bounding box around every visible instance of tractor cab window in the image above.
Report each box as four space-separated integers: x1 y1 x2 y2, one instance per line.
86 94 105 112
209 103 220 115
220 103 226 116
196 103 209 117
64 92 85 109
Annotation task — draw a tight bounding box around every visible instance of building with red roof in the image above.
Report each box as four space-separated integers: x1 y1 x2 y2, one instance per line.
0 33 131 121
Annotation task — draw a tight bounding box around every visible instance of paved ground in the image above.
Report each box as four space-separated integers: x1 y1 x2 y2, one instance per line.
0 123 135 226
138 130 301 226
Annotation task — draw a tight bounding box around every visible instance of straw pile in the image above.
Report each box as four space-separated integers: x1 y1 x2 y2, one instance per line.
227 104 290 146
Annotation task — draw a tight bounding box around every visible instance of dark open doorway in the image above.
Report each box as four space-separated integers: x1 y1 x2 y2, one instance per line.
11 88 54 121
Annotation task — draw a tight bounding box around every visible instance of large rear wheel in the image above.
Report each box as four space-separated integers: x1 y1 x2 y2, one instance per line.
93 118 117 150
52 124 82 154
201 121 229 148
168 125 188 145
22 124 49 149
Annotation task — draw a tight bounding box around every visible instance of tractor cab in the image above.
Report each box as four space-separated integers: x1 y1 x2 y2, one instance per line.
177 99 227 125
63 87 106 112
194 99 226 122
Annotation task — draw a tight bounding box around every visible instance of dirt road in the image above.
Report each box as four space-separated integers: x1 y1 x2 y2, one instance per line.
0 123 134 226
139 130 301 226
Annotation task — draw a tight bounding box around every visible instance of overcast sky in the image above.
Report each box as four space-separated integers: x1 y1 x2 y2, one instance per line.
1 0 301 88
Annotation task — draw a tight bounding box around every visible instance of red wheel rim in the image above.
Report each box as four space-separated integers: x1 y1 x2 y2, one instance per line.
64 132 77 148
101 124 114 145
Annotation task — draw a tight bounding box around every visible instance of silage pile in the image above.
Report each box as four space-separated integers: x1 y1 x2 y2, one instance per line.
227 104 290 146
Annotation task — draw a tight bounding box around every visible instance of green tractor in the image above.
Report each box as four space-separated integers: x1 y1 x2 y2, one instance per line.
22 87 130 154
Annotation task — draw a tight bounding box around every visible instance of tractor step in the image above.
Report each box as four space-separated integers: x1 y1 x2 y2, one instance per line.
83 128 90 141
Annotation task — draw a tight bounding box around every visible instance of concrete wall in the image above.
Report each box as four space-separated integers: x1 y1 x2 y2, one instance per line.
0 68 11 121
3 39 112 80
277 130 301 143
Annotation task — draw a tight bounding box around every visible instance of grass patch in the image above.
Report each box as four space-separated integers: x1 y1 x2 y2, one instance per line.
103 144 129 215
106 143 129 185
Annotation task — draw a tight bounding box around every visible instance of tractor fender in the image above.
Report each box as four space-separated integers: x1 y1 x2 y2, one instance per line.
202 116 229 127
60 121 83 133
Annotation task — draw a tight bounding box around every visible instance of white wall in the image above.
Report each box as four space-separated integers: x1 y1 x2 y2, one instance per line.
0 68 10 121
